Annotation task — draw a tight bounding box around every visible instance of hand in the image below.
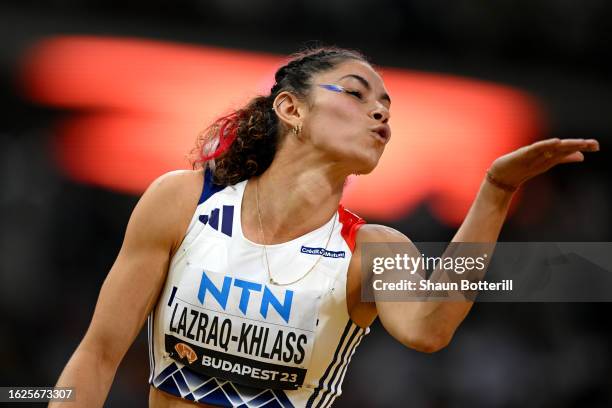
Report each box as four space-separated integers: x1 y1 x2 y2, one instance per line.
486 138 600 192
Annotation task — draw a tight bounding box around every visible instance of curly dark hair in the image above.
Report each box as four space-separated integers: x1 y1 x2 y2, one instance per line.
190 46 368 186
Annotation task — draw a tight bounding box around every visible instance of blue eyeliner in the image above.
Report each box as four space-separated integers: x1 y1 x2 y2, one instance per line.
318 84 345 93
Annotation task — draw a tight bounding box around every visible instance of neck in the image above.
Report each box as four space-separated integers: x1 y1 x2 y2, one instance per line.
242 145 350 244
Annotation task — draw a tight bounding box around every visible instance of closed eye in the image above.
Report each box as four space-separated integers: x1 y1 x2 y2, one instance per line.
317 83 365 101
345 89 363 100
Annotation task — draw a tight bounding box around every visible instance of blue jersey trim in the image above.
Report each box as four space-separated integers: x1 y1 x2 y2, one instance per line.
198 167 224 205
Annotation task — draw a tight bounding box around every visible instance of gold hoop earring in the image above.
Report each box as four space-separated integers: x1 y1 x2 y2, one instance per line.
292 125 302 136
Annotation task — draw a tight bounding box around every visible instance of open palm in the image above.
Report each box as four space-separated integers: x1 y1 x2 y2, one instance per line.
488 138 600 190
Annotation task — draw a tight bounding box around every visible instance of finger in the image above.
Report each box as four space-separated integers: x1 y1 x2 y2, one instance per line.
528 138 598 162
558 138 589 144
558 138 599 150
534 138 599 148
553 142 599 155
545 139 599 156
530 138 561 152
580 139 599 151
556 151 585 164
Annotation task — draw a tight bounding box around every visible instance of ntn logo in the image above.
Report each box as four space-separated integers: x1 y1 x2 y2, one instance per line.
198 271 293 324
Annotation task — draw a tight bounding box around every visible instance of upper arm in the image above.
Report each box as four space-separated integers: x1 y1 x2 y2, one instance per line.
349 224 435 344
78 170 203 365
347 224 418 328
351 225 459 353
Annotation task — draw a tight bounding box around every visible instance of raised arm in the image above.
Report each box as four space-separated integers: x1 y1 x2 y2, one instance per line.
49 170 202 408
358 138 599 353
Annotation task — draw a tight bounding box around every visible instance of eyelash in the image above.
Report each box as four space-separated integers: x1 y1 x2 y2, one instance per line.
345 89 363 100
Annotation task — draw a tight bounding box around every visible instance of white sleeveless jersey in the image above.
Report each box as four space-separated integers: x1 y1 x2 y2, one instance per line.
147 169 369 408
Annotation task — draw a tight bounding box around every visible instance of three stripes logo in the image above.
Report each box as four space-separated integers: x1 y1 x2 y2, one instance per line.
199 205 234 237
306 321 367 407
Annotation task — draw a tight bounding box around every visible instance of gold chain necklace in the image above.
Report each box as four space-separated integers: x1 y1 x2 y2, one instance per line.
255 178 337 286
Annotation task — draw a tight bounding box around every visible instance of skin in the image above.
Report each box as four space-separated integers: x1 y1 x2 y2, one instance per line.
50 60 599 407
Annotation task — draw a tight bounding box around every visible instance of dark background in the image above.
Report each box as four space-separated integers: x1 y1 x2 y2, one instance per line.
1 1 611 407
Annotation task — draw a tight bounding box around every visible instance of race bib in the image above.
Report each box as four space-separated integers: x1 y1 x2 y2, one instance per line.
164 267 322 390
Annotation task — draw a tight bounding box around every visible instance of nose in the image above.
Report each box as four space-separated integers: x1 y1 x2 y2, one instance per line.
370 104 390 123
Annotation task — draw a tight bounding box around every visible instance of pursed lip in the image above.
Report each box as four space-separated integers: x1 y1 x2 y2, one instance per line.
370 125 391 144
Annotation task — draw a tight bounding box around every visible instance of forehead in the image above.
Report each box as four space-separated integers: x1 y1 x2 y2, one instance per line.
314 59 387 91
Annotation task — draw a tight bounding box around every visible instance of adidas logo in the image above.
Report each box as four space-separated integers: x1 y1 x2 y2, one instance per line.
199 205 234 237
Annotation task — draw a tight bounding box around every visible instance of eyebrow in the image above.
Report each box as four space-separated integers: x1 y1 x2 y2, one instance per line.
338 74 392 105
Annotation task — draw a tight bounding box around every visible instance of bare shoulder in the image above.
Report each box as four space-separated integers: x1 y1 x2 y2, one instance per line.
347 224 413 327
141 169 203 210
126 169 204 254
354 224 420 264
355 223 412 244
146 169 204 198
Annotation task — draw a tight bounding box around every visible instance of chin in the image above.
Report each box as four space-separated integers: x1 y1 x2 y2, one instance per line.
327 142 383 175
349 154 381 175
352 166 375 176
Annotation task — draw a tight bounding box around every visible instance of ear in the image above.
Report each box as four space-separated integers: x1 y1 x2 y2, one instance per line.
272 91 306 131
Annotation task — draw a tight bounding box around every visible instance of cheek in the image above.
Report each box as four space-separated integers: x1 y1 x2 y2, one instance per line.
327 99 362 125
308 100 363 143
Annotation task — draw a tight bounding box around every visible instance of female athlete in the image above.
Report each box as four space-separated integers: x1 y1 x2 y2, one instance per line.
50 47 599 408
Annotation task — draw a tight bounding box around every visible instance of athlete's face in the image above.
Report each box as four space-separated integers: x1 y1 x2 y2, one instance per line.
304 60 391 174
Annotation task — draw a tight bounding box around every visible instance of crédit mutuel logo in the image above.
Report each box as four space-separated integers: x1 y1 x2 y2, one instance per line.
300 246 345 258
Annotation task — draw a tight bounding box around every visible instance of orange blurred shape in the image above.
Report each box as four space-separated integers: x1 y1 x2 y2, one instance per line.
21 36 542 225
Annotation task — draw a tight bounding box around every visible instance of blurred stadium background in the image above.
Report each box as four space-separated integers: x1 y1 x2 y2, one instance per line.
1 1 611 406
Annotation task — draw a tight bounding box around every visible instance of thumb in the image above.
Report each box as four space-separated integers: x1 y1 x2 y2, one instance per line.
557 151 585 164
